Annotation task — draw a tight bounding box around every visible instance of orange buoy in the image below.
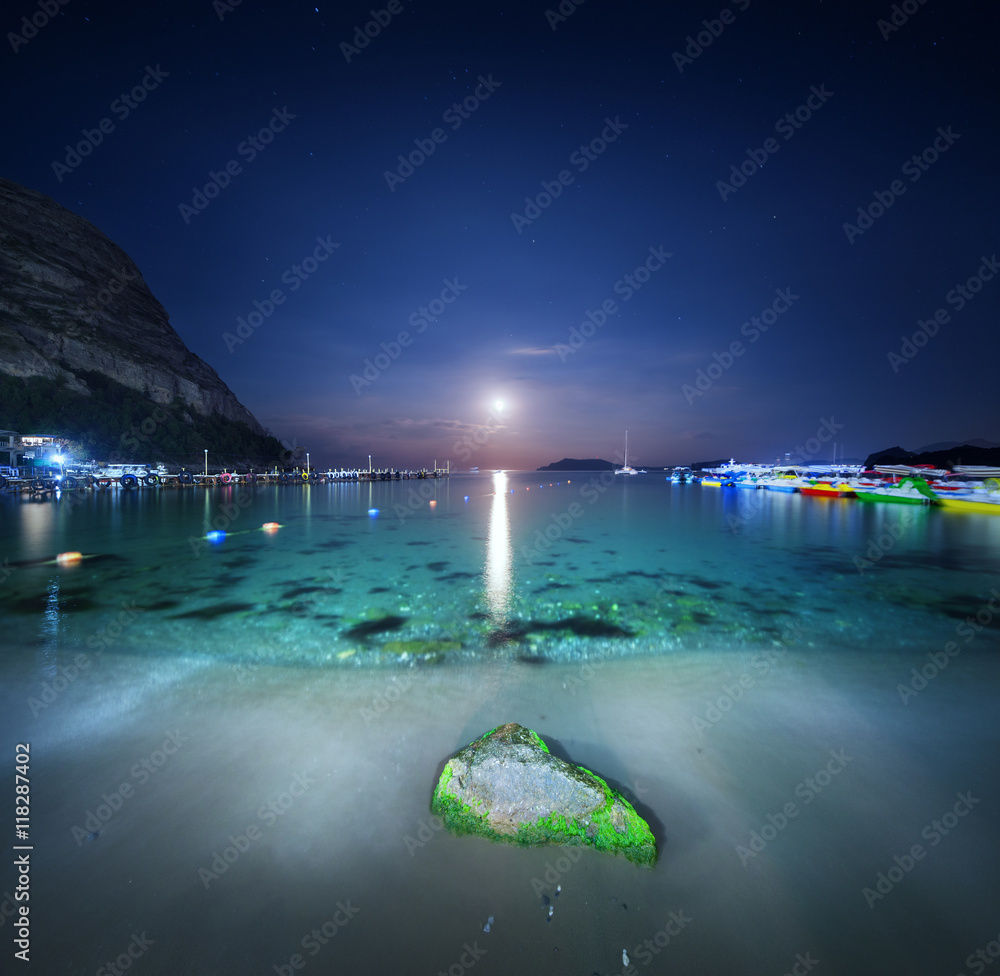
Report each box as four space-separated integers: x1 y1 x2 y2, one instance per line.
429 500 437 507
56 551 83 565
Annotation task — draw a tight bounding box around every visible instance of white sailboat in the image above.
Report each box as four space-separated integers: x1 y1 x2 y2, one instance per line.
615 430 639 475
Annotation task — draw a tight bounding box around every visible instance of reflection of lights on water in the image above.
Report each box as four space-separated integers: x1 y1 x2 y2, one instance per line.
484 471 513 626
38 578 62 672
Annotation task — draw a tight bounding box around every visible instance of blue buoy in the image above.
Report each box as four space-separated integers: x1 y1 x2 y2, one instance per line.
368 508 379 517
206 530 226 543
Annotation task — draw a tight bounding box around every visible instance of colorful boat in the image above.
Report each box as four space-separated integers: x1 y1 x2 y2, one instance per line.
854 476 938 506
759 474 806 493
800 481 855 498
934 495 1000 515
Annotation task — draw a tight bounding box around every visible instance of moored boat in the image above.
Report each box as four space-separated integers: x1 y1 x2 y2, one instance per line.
614 430 639 475
934 495 1000 514
800 481 855 498
854 476 938 505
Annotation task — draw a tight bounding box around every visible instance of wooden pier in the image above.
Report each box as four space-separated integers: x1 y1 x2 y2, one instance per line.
0 467 450 493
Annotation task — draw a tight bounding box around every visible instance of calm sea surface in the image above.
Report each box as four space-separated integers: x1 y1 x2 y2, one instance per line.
1 472 998 974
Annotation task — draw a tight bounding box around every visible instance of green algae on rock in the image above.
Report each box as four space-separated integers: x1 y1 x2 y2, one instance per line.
430 723 656 866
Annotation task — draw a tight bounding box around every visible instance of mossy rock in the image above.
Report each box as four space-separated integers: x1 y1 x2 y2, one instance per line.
430 723 656 866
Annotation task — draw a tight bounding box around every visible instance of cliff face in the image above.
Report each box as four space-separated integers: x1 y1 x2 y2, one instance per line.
0 176 266 434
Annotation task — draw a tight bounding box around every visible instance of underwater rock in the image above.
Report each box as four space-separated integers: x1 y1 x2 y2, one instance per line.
430 723 656 866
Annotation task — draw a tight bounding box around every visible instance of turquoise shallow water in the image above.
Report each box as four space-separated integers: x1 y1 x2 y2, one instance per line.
2 471 999 666
1 472 998 974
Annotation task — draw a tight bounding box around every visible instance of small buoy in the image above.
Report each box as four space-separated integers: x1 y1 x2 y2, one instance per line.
623 949 630 966
368 508 379 517
261 522 281 532
206 530 226 543
464 496 469 502
56 551 83 565
547 905 554 920
429 500 436 507
483 915 494 933
556 884 561 896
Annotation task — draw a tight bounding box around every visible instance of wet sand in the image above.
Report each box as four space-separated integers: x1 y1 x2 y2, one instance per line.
4 642 998 975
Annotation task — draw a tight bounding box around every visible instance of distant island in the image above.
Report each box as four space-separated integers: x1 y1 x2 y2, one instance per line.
537 441 1000 473
537 458 615 471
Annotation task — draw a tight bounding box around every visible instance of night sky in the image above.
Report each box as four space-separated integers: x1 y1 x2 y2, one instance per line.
4 0 997 470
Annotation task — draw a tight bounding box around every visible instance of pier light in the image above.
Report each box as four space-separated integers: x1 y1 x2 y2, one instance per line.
306 452 310 474
204 449 208 476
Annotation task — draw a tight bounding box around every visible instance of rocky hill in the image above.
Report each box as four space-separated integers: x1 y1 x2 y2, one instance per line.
0 176 282 463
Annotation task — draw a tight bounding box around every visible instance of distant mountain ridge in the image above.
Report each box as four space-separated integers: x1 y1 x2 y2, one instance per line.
865 443 1000 468
915 438 1000 452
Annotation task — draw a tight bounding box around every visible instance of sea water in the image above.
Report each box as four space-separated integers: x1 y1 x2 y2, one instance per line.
0 472 997 974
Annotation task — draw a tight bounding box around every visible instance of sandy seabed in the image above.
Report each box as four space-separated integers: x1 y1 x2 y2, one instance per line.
2 642 999 976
